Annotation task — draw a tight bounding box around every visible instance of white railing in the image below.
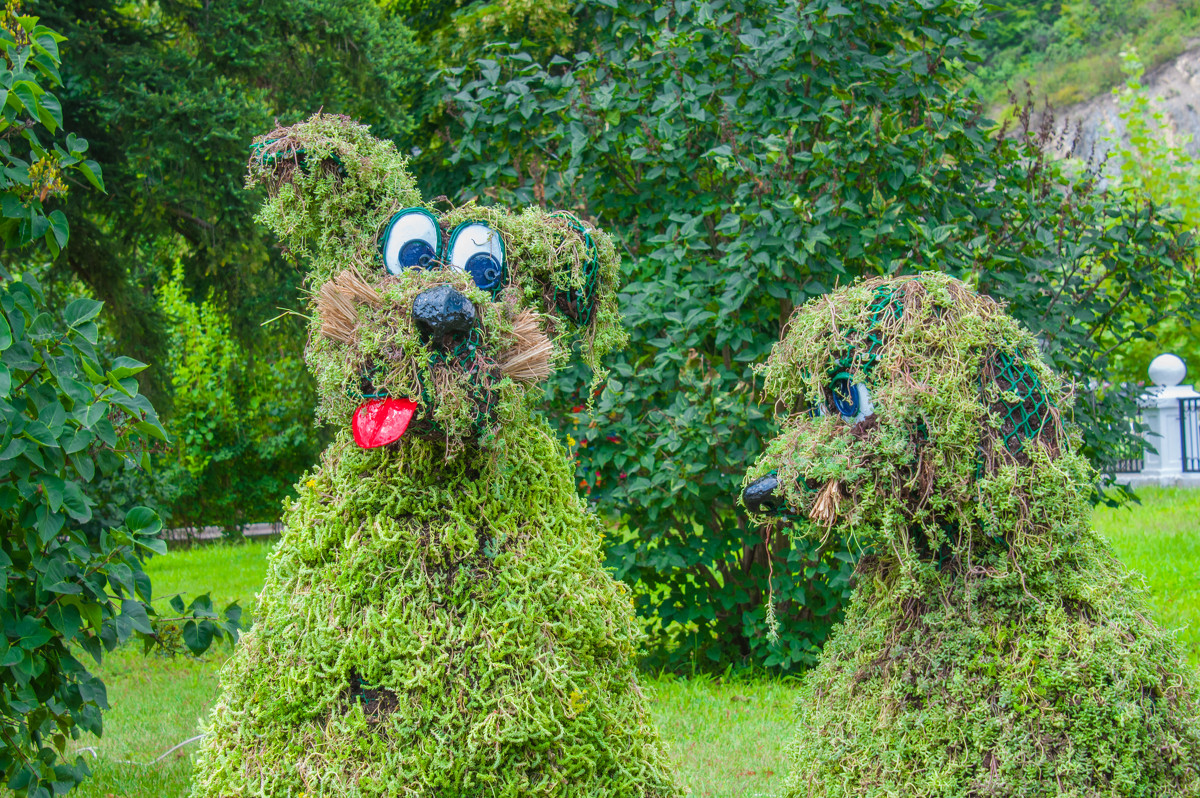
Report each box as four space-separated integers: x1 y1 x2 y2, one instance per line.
1117 354 1200 487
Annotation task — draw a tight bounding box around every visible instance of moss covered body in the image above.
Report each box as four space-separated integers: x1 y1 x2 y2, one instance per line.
190 114 678 796
191 420 677 796
743 274 1200 796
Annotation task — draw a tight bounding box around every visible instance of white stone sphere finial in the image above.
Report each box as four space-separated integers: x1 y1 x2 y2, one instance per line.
1149 353 1187 387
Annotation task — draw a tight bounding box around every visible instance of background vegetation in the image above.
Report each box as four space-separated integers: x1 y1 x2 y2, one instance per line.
441 0 1197 672
971 0 1200 107
5 0 1196 669
0 9 239 794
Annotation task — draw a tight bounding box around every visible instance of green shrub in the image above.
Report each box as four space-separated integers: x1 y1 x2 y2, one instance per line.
155 263 319 536
0 10 241 794
437 0 1197 673
1102 49 1200 383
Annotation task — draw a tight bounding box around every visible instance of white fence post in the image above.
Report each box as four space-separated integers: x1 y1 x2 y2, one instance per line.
1129 354 1200 487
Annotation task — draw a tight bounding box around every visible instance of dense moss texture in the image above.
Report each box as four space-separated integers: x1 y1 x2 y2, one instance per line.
189 114 678 796
744 274 1200 797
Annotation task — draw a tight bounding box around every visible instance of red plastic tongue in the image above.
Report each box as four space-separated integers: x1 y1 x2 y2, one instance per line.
352 397 417 448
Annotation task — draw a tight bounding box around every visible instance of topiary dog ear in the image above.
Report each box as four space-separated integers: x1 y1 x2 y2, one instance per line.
546 211 602 327
248 124 346 197
978 346 1062 472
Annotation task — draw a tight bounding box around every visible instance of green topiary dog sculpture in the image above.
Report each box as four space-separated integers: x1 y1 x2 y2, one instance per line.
741 273 1200 797
189 113 681 797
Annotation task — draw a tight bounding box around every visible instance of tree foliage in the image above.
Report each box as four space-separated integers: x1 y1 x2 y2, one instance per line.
155 264 318 536
1101 49 1200 382
36 0 424 355
0 11 239 795
969 0 1200 106
435 0 1197 671
18 0 423 530
0 3 96 258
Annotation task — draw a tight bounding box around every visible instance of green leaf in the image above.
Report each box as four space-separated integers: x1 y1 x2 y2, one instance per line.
0 312 10 351
11 80 41 118
83 401 108 429
62 429 93 454
28 312 55 337
124 506 161 535
182 619 215 655
0 438 26 460
11 615 53 650
0 643 23 666
46 209 67 251
60 480 90 522
79 601 102 633
0 194 24 220
106 562 133 596
133 418 169 442
133 568 152 603
108 356 148 380
58 375 93 408
63 298 102 327
39 474 64 510
69 451 95 482
36 91 61 133
45 604 82 639
77 160 105 192
23 421 57 448
119 599 153 635
36 507 64 542
136 536 167 557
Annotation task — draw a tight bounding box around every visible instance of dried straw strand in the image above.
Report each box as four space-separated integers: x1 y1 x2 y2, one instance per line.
498 310 553 383
333 269 382 308
317 283 359 345
809 479 842 527
316 270 382 345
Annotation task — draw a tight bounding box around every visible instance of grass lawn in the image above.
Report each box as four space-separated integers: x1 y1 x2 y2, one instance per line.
62 487 1198 798
1095 486 1200 668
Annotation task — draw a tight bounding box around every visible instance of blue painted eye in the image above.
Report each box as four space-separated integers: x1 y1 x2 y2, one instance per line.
464 253 502 291
381 208 441 276
829 375 874 423
400 240 435 269
448 222 506 293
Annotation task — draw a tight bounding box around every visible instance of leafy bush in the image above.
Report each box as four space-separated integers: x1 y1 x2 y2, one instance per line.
0 3 97 257
0 10 239 795
155 264 319 536
435 0 1196 672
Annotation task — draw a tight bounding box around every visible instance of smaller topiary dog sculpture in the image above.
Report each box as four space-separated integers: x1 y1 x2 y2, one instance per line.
741 274 1200 797
189 113 681 797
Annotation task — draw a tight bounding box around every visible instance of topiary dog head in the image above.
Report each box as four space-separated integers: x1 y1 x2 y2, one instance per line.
741 273 1093 566
247 113 625 452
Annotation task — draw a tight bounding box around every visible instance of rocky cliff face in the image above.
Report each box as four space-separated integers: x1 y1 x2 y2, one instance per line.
1045 44 1200 168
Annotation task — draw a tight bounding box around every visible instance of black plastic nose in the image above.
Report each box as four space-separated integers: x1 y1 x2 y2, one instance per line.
743 474 784 514
412 285 476 352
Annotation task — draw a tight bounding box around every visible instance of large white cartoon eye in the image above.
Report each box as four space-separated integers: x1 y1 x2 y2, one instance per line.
381 208 441 276
447 222 505 293
829 374 873 423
